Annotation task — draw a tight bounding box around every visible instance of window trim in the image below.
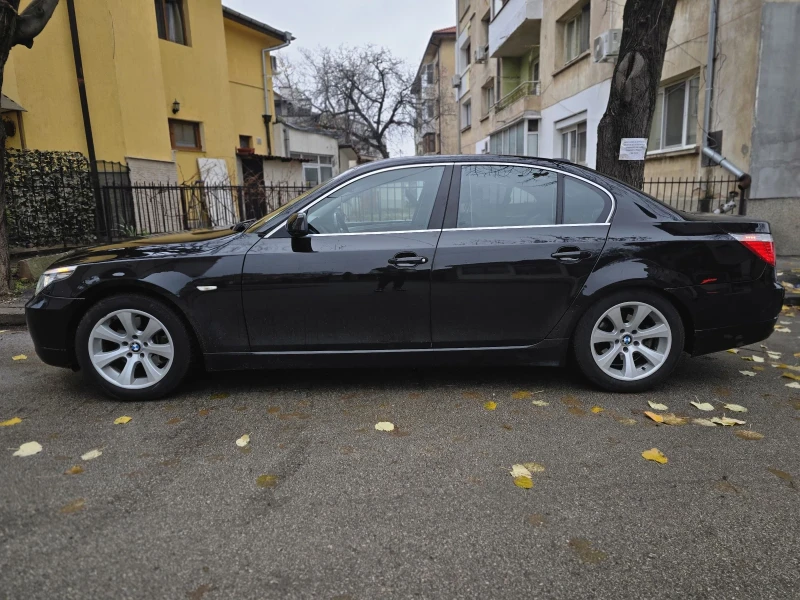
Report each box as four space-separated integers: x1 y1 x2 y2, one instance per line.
260 162 615 238
168 119 201 151
155 0 188 45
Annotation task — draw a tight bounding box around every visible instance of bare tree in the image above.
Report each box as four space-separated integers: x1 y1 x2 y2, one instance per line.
0 0 60 294
596 0 679 188
291 45 416 159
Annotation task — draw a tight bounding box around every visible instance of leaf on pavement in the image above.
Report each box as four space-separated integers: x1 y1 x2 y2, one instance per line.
511 390 532 400
735 430 764 440
710 416 746 426
256 474 278 488
235 434 250 448
531 400 550 407
65 465 84 475
209 392 230 400
374 421 395 431
661 413 688 426
647 401 668 411
615 416 638 425
513 476 533 489
794 352 800 358
521 462 545 473
692 418 718 427
739 370 757 377
61 498 86 514
590 405 604 414
0 417 22 427
723 403 748 413
786 382 800 389
767 351 781 360
690 401 715 412
0 330 7 334
742 355 765 363
483 401 497 411
782 372 800 381
726 348 739 354
11 354 27 361
641 448 668 464
510 464 532 478
12 441 42 457
644 411 663 423
774 326 791 333
113 416 132 425
81 449 102 461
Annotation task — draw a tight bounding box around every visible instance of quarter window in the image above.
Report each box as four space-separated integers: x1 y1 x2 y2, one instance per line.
457 166 558 228
563 176 611 224
306 166 445 234
155 0 187 45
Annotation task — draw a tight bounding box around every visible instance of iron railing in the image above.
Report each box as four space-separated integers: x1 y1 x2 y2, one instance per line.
494 80 541 112
642 176 742 213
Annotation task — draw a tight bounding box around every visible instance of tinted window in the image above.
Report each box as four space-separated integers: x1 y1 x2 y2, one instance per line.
307 166 445 234
457 165 557 228
563 176 611 224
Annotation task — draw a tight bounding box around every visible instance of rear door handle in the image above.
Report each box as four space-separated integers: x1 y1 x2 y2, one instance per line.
551 247 592 261
388 253 428 267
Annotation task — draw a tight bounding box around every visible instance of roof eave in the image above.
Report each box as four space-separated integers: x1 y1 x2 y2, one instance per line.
222 6 294 43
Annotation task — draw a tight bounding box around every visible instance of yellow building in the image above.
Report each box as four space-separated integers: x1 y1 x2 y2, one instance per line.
1 0 292 185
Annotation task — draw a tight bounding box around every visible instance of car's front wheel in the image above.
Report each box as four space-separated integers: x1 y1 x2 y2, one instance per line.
75 294 193 400
573 290 684 393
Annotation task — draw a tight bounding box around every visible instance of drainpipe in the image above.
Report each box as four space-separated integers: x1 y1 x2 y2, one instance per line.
66 0 104 238
701 147 752 215
261 35 292 157
702 0 718 151
455 1 462 154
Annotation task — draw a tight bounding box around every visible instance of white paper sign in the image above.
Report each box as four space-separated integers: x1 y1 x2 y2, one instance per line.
619 138 648 161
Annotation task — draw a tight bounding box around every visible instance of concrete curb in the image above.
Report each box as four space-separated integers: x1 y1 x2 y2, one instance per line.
0 308 26 326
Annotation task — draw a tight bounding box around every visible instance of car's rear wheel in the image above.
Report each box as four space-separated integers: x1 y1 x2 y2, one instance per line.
573 290 684 392
76 295 192 400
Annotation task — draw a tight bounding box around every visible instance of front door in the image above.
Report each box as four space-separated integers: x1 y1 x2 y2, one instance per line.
431 164 612 347
242 165 451 351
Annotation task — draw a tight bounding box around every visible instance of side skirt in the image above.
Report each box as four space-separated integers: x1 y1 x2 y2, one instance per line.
204 339 570 371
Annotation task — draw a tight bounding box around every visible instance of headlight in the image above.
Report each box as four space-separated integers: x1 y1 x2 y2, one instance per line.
36 266 77 295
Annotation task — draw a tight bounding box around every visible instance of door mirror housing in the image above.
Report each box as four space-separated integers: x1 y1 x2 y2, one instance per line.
286 212 310 237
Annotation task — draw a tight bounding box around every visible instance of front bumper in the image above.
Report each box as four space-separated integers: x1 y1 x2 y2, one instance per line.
25 294 85 369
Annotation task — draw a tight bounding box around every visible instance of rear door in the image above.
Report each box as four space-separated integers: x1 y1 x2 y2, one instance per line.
430 163 613 348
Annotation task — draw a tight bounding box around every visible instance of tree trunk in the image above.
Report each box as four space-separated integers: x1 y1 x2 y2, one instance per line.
0 3 20 295
595 0 678 189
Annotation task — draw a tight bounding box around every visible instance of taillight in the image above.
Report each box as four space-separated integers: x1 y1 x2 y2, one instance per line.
731 233 776 266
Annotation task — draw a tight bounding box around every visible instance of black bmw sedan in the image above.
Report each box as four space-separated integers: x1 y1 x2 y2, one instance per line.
26 156 784 400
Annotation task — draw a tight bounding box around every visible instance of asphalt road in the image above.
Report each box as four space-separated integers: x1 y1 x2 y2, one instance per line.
1 310 799 600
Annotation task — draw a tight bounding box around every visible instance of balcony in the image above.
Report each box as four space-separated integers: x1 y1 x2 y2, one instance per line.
491 80 541 130
489 0 543 58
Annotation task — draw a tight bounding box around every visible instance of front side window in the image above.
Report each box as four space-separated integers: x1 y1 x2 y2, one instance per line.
457 166 557 228
560 122 587 165
306 166 445 234
169 119 201 150
563 176 611 224
649 75 700 151
155 0 187 45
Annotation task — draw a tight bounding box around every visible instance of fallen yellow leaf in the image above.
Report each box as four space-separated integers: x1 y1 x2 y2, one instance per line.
767 352 781 360
735 430 764 440
374 421 395 431
483 401 497 411
752 366 765 371
510 464 532 478
65 465 84 475
647 401 668 411
739 370 757 377
661 413 688 426
782 372 800 381
113 416 132 425
0 330 7 334
742 355 765 363
511 390 532 400
723 403 748 413
615 417 637 425
710 416 746 426
0 417 22 427
692 418 718 427
794 352 800 358
81 449 102 461
256 474 278 488
774 326 791 333
642 448 668 464
691 401 715 411
522 462 545 473
235 434 250 447
61 498 85 514
513 476 533 489
590 406 604 414
786 382 800 389
726 348 739 354
210 392 230 400
644 411 663 423
11 354 27 361
12 441 42 457
531 400 550 407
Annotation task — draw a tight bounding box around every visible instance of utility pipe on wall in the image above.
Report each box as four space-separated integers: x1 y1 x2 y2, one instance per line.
702 0 718 150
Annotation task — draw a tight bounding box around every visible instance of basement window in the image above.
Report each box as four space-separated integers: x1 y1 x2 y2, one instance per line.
155 0 187 45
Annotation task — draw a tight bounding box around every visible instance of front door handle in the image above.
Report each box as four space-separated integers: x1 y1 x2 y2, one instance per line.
551 247 592 262
388 253 428 267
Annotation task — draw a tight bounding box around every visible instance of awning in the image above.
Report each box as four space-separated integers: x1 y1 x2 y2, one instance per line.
1 93 25 113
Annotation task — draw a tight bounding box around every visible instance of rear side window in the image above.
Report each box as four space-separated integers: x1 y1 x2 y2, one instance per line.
457 165 558 228
563 176 611 224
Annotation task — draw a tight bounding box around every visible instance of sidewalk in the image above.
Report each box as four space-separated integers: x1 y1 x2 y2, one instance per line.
0 289 32 326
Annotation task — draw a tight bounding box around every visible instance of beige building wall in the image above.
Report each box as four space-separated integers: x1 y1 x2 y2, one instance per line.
413 28 459 155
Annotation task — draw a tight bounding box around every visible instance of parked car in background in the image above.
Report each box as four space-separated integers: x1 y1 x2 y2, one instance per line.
26 156 784 400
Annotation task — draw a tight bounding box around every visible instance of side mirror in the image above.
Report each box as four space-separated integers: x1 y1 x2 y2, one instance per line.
286 212 309 237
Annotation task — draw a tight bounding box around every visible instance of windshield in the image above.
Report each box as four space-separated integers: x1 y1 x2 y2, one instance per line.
245 185 321 233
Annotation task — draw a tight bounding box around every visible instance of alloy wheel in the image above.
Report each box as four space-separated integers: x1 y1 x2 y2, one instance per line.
88 309 175 390
590 301 672 381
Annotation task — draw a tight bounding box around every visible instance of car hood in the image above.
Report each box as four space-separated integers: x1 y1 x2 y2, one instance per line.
50 228 243 267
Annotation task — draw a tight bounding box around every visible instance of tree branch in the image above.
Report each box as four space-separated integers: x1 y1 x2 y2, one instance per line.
13 0 59 49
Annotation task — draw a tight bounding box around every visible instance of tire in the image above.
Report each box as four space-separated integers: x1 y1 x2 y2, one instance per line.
572 289 685 393
75 294 193 401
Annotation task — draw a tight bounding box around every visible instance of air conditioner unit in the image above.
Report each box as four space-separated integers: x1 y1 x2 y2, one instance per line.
451 74 462 88
593 29 621 63
474 45 488 63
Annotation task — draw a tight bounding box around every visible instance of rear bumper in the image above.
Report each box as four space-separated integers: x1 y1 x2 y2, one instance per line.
691 318 779 356
25 294 84 369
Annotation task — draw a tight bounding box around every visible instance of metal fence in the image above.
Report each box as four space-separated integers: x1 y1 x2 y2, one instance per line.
642 176 742 213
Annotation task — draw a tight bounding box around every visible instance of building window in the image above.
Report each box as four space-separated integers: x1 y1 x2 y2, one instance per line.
155 0 187 45
560 121 587 165
462 100 472 129
649 75 700 151
422 133 437 154
291 152 335 186
527 120 539 156
424 63 435 85
490 119 537 156
564 3 590 63
482 83 495 117
424 100 435 121
169 119 201 150
239 135 253 149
